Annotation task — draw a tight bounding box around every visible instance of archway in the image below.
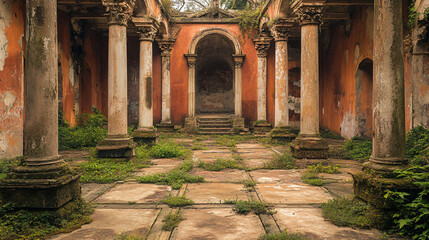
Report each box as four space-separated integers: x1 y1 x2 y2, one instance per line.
195 34 234 114
355 59 373 137
186 28 244 118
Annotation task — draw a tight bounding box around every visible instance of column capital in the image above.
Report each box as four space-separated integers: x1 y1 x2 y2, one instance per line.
254 36 272 58
185 54 197 68
136 25 157 42
270 25 290 42
157 38 176 55
103 0 136 26
295 5 324 26
232 54 245 68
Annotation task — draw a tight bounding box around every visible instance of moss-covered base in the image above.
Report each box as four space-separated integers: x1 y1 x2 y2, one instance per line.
155 122 175 132
0 175 81 209
96 136 137 158
183 117 197 134
269 127 297 142
251 121 272 135
352 171 419 209
290 135 329 159
132 128 158 146
233 118 245 129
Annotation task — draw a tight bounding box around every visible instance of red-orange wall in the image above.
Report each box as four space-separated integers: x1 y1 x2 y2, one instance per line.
0 0 24 158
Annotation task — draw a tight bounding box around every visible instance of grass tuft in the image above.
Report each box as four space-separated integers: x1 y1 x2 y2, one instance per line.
136 142 188 159
301 171 331 186
197 158 241 171
307 163 340 174
232 200 275 215
263 152 296 169
162 210 184 231
258 230 306 240
160 195 194 207
344 137 372 161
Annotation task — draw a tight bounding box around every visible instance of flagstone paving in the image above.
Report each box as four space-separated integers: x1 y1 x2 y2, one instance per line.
53 135 390 240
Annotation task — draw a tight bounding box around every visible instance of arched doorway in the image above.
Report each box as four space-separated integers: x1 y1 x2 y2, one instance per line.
355 59 373 137
195 34 234 114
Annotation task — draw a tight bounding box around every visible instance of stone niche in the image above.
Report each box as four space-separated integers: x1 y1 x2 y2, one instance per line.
195 34 235 114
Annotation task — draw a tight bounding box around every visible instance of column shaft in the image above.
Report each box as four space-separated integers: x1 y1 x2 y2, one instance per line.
161 52 171 122
108 24 128 136
139 40 153 127
257 56 267 121
370 0 407 168
24 0 58 158
234 64 243 117
275 40 289 127
188 65 196 117
300 24 319 135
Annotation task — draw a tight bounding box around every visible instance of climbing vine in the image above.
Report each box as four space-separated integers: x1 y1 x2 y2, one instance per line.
417 8 429 43
237 5 263 41
408 0 418 30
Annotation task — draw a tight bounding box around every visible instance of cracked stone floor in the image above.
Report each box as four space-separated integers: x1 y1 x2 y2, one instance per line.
52 137 387 240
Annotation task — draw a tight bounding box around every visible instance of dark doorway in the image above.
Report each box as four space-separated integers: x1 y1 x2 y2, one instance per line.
355 59 373 137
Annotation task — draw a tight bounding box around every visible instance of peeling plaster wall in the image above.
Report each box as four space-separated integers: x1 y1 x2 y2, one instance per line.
0 0 24 158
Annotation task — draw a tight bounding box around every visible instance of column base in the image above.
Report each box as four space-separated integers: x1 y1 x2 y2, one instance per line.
155 122 175 132
363 157 409 177
0 157 81 209
352 170 419 210
96 136 137 159
251 121 273 136
183 117 197 134
269 127 297 142
132 128 158 146
290 134 329 159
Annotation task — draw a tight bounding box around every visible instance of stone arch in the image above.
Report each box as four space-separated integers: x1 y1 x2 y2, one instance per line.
188 28 241 55
355 58 374 137
157 21 169 38
134 0 148 16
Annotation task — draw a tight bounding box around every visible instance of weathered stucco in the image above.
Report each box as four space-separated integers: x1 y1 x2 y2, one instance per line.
0 0 24 158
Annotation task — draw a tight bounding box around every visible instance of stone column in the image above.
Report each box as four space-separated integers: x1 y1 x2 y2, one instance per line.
365 0 408 172
97 0 136 158
156 38 175 132
290 5 328 159
184 54 197 132
0 0 80 209
253 36 273 134
132 24 158 145
232 54 246 129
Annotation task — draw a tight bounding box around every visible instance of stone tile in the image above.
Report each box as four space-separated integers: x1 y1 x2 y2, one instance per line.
190 168 248 183
274 208 383 240
324 182 354 198
133 159 181 176
245 158 271 169
174 209 265 240
320 172 353 182
51 208 159 240
193 149 233 160
81 183 114 202
235 143 267 149
256 183 333 204
185 183 248 204
239 148 275 160
250 169 302 183
94 183 171 204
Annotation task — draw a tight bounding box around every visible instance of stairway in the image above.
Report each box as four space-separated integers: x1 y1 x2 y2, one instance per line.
197 115 234 135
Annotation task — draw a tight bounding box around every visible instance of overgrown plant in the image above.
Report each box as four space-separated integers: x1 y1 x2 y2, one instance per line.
408 0 419 30
343 137 372 161
233 200 275 215
59 107 107 150
263 152 296 169
384 165 429 240
162 210 184 231
0 157 20 180
258 230 306 240
160 195 194 207
197 158 241 171
406 126 429 166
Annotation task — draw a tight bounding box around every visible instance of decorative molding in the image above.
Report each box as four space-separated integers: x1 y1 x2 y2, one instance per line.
185 54 197 68
296 6 324 26
254 37 272 58
136 26 157 41
271 25 290 42
232 54 245 69
103 0 136 26
157 38 175 54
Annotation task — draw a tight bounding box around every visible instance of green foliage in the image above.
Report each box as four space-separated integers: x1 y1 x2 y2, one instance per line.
321 197 375 229
115 233 145 240
243 179 257 188
263 152 296 169
233 200 274 215
258 230 306 240
79 158 150 183
406 126 429 166
138 160 204 189
408 0 419 30
59 107 107 150
385 165 429 240
197 158 240 171
301 171 330 186
0 199 93 240
160 195 194 207
344 137 372 161
221 0 250 10
418 8 429 42
215 135 237 148
320 129 344 140
237 5 263 39
0 158 20 180
147 142 188 159
307 163 340 174
162 210 184 231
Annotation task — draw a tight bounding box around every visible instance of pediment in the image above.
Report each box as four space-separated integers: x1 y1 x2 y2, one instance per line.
191 7 237 19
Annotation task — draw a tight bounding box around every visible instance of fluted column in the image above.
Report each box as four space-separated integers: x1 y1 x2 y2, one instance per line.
0 0 80 209
97 0 136 157
290 5 328 159
366 0 408 172
254 37 271 122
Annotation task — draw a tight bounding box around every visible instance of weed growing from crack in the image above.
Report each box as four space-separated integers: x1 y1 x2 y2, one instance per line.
197 158 243 171
115 233 145 240
263 152 296 169
243 179 257 188
307 163 340 174
258 230 306 240
232 200 275 215
301 171 331 186
138 160 204 189
160 195 194 207
136 142 189 159
216 135 237 148
162 210 184 231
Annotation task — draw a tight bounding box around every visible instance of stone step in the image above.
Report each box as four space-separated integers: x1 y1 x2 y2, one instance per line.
198 131 233 135
199 124 232 128
198 127 232 132
197 118 232 122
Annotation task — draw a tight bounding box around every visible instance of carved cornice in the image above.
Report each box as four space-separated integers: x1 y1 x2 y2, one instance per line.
103 0 136 26
254 37 272 58
136 26 157 41
296 6 324 26
232 54 245 69
270 25 290 42
185 54 197 68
